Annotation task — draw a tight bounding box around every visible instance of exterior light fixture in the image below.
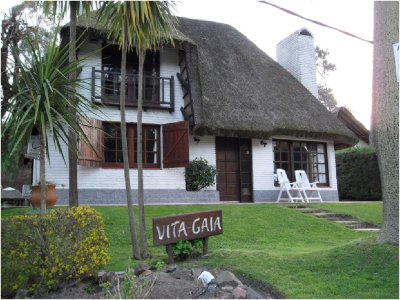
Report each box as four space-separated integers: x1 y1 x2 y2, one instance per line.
194 137 200 144
260 140 267 147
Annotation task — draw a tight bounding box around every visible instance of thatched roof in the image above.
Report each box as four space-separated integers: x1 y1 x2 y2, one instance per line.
64 15 358 147
332 107 369 144
177 18 358 146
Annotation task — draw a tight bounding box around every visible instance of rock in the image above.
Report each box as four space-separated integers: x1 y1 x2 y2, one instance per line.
15 289 28 299
148 272 198 299
232 286 247 299
191 268 205 279
221 285 234 292
135 263 150 276
246 286 264 299
140 269 153 277
166 264 177 273
216 270 243 288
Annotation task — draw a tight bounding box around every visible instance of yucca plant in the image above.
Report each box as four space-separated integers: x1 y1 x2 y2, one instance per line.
1 29 96 216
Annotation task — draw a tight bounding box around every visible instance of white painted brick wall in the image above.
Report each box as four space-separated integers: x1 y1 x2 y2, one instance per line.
42 42 188 190
252 139 275 190
189 135 217 190
277 29 318 98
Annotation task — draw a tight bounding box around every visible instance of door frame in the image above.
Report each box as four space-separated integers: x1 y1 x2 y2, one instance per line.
215 136 253 202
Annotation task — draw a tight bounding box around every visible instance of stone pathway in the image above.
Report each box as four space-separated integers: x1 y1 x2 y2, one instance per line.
287 205 380 232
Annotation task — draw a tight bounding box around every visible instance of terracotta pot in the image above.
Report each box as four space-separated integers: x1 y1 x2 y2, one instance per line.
29 184 58 208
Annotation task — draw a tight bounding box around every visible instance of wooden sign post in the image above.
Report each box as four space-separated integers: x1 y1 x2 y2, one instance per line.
152 210 223 264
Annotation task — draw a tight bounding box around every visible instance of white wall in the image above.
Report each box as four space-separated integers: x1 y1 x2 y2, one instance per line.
42 42 188 190
189 135 217 190
277 29 318 98
252 137 338 191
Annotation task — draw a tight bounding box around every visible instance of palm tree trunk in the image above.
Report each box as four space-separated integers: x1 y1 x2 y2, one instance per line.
121 25 141 260
39 131 46 216
68 1 78 207
137 49 148 258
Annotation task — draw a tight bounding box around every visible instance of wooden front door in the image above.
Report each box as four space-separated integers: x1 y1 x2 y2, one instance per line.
216 137 253 202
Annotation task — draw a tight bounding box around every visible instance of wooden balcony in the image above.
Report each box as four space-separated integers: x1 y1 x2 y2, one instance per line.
91 67 174 112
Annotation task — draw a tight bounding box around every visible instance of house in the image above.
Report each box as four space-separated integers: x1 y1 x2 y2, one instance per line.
332 106 370 147
34 17 358 205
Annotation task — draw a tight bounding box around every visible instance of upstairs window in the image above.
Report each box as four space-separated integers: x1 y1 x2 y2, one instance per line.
273 140 329 186
101 44 160 104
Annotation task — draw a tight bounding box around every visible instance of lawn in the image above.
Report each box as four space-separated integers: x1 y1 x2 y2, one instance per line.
2 204 398 298
310 202 383 226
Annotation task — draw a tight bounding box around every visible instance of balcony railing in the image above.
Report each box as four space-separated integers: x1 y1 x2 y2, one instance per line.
91 67 174 112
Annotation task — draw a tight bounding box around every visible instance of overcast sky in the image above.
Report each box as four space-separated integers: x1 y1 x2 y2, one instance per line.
1 0 375 128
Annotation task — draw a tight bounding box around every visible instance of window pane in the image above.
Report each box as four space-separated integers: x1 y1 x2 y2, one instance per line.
293 152 301 162
281 152 289 161
301 152 308 161
146 152 157 164
104 151 115 162
294 163 302 171
308 143 316 152
317 144 324 153
146 140 157 152
116 151 123 163
293 142 301 152
318 154 325 163
318 164 326 173
274 152 280 161
318 174 327 183
146 127 157 140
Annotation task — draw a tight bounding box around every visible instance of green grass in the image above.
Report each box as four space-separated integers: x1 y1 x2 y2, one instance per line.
2 204 398 298
310 202 383 226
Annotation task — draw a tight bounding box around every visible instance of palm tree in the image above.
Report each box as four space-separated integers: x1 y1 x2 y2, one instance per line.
41 1 93 207
97 1 176 259
1 30 95 216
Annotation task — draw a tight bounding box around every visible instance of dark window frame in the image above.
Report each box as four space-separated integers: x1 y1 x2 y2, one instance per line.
101 43 161 105
273 139 329 187
103 122 161 169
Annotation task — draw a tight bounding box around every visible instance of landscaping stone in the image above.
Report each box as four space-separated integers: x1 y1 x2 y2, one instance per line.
30 267 277 299
216 270 243 288
232 286 247 299
135 263 150 276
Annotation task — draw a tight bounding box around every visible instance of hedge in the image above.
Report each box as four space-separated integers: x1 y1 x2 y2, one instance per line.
1 207 109 297
335 147 381 201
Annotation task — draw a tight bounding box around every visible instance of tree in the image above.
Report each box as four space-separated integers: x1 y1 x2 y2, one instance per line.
1 2 53 119
371 1 399 245
41 1 93 207
315 46 338 111
1 30 95 216
98 1 176 259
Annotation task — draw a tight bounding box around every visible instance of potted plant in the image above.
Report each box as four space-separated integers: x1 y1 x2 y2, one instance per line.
29 182 58 208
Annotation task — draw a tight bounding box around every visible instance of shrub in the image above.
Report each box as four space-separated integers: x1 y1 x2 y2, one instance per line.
185 158 217 191
1 207 109 297
336 147 381 200
172 239 204 260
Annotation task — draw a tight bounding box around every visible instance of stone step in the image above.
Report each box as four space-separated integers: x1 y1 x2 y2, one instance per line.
334 220 359 224
353 228 380 232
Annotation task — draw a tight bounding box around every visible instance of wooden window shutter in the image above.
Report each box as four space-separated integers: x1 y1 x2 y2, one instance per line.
78 119 103 167
163 121 189 168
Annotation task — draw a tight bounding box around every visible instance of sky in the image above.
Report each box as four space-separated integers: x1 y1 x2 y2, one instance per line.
1 0 374 128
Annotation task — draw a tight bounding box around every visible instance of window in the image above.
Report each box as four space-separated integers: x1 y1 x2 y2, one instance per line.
273 140 329 186
101 44 160 104
103 122 160 168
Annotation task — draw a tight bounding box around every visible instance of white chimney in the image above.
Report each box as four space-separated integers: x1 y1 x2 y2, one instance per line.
277 28 318 98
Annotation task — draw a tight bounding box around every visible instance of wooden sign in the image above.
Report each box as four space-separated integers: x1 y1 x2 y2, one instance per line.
152 210 223 246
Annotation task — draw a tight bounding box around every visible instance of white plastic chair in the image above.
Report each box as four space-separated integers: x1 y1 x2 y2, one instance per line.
295 170 323 203
275 169 304 203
